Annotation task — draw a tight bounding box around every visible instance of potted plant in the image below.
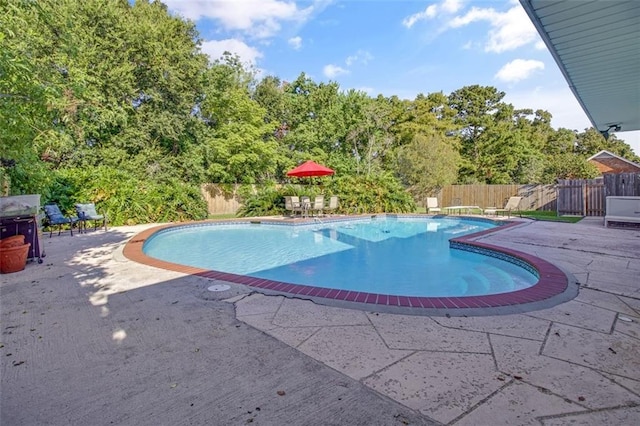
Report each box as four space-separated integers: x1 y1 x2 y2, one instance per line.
1 235 31 273
0 235 25 248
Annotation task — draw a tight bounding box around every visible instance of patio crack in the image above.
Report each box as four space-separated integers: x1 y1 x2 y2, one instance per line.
535 401 640 424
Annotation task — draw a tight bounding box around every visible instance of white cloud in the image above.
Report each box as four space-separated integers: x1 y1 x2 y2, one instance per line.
288 36 302 50
486 6 539 53
402 0 462 28
442 0 463 14
448 4 538 53
535 40 547 50
201 39 263 66
323 64 349 78
164 0 314 39
495 59 544 83
449 6 496 27
402 5 437 28
345 49 373 66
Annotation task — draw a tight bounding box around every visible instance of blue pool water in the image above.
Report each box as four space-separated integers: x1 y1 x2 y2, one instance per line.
143 217 538 297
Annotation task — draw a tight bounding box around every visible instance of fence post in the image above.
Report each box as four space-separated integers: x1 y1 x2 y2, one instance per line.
582 181 587 216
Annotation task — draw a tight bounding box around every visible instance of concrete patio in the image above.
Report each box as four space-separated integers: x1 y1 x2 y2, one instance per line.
1 217 639 425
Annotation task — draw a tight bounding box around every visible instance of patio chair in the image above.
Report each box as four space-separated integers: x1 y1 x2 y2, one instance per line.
324 195 339 214
75 203 108 233
311 195 324 216
484 196 522 217
43 204 78 237
300 196 311 217
284 196 303 217
426 197 441 214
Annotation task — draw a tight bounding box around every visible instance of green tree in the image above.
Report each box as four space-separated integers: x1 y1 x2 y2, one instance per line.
279 74 349 159
345 95 396 176
253 75 288 132
541 154 600 182
393 92 456 146
575 128 639 162
200 54 278 183
396 133 460 199
449 86 505 154
0 0 67 194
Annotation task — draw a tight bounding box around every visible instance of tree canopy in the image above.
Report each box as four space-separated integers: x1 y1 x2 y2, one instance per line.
1 0 637 223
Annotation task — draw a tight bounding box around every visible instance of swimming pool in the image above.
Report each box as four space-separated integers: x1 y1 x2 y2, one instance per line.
142 217 537 297
124 215 571 313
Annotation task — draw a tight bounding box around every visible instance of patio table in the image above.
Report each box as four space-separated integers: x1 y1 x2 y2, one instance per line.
442 205 480 215
483 207 497 216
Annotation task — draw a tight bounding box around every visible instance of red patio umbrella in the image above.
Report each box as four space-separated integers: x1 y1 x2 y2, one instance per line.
286 160 334 177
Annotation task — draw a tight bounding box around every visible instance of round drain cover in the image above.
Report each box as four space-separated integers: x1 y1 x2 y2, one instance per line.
208 284 231 292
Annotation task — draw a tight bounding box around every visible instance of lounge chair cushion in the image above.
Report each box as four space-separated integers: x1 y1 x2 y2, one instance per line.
75 203 104 220
44 205 75 225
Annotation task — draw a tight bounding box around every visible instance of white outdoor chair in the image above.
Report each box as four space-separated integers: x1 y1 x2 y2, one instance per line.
284 196 305 216
426 197 441 214
325 196 339 214
311 195 324 216
484 196 522 217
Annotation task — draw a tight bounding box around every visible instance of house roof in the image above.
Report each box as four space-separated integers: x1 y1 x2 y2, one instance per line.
587 150 640 169
519 0 640 134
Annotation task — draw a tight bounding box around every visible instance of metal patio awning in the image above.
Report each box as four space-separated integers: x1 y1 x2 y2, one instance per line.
520 0 640 134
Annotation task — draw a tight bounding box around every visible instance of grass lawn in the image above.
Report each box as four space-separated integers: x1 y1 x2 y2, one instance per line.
520 210 583 223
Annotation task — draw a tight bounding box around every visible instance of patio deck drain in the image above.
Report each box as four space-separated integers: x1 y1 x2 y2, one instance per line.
208 284 231 292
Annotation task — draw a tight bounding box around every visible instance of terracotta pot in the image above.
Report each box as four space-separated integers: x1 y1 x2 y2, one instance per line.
0 243 31 274
0 235 25 248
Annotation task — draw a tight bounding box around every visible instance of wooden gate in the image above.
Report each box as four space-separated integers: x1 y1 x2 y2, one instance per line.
556 178 605 216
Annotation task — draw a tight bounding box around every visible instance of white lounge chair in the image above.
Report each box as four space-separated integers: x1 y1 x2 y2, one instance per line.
284 196 303 216
325 195 338 214
426 197 441 214
484 196 522 217
311 195 324 216
300 196 311 217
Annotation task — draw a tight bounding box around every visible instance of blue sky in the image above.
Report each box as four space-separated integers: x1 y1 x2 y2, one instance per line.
162 0 639 155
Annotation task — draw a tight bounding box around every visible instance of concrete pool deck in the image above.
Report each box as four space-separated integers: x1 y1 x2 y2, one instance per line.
1 217 639 425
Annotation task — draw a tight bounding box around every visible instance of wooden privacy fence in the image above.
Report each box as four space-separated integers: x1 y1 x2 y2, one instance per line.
556 179 605 216
557 173 640 216
203 174 640 216
201 184 246 215
555 173 640 216
604 173 640 196
436 184 557 211
204 183 559 215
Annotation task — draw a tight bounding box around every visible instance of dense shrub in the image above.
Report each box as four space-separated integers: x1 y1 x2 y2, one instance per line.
45 167 207 225
326 174 416 214
236 184 298 217
236 174 415 217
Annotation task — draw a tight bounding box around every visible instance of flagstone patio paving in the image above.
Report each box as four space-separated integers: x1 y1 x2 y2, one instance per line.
234 218 640 424
2 217 638 425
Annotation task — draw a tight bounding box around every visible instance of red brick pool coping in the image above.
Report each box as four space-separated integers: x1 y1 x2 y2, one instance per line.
123 217 571 313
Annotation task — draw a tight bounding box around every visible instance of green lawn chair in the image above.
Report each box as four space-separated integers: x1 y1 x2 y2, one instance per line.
75 203 108 233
